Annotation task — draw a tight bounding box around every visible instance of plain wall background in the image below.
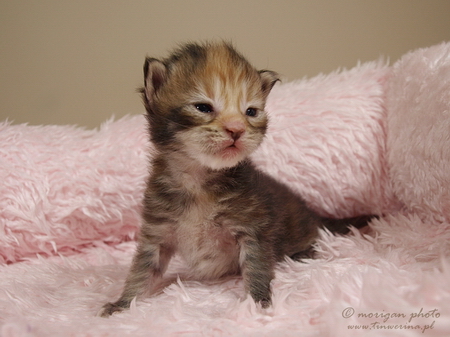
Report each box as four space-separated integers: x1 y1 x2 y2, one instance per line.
1 0 450 129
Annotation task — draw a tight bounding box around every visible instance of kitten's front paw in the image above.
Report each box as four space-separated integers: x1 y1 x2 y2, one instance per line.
97 302 125 318
250 291 272 309
258 298 271 309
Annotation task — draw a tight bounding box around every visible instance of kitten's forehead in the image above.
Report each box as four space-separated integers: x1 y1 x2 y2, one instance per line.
170 42 256 76
170 43 264 104
202 46 261 89
197 46 264 105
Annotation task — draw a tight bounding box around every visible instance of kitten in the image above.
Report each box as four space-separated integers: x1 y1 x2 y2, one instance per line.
99 41 373 317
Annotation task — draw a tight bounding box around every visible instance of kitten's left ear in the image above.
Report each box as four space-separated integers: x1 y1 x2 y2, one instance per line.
143 58 168 103
259 70 280 97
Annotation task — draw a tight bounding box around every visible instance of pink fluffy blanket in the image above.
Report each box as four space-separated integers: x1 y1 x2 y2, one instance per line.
1 42 450 337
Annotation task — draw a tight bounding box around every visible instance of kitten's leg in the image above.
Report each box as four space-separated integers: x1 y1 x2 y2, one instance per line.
239 238 275 308
98 235 173 317
290 246 316 261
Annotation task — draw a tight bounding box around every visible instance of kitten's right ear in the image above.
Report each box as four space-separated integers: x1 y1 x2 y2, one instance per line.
259 70 280 97
143 58 168 102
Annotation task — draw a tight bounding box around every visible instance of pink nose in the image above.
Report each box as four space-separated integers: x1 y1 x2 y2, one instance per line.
224 120 246 140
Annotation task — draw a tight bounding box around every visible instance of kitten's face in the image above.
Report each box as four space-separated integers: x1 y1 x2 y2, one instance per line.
143 43 279 170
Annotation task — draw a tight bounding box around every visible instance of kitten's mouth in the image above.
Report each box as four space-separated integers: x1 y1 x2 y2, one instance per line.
219 140 243 158
196 139 249 170
223 138 240 149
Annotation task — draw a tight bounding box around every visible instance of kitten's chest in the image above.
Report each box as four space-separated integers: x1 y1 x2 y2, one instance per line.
175 191 241 279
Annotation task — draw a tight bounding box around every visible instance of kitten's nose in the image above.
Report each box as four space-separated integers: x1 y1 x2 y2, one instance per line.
224 120 245 141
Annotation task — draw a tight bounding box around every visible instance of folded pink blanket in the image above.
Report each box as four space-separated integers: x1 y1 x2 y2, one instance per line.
1 42 449 337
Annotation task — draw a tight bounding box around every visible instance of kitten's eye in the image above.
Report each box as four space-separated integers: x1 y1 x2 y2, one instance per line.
195 103 214 113
245 108 258 117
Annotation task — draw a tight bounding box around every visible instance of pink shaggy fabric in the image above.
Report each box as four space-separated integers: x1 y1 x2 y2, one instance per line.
253 60 398 217
386 42 450 223
0 117 149 264
1 43 450 336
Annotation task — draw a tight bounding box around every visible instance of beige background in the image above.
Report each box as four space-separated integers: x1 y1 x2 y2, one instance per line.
1 0 450 129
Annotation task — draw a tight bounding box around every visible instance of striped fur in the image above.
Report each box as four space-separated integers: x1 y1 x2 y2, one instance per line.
99 42 373 317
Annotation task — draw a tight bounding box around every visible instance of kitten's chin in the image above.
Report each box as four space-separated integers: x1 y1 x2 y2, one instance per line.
195 147 247 170
197 154 244 170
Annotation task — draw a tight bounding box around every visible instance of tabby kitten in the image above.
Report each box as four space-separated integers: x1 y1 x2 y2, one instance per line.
99 41 372 317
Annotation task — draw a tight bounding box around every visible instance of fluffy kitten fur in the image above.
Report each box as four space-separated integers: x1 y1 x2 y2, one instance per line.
99 41 373 317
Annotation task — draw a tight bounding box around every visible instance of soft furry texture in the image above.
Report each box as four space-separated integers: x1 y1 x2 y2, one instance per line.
253 59 398 217
1 42 450 336
0 117 149 264
386 42 450 223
